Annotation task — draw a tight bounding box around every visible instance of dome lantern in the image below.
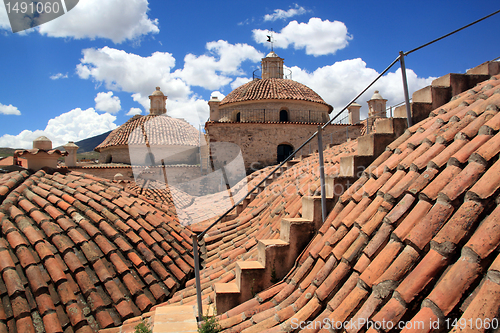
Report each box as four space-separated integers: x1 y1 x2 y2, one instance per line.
149 87 168 115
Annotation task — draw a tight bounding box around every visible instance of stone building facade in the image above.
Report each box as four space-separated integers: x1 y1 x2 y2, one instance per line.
206 51 362 172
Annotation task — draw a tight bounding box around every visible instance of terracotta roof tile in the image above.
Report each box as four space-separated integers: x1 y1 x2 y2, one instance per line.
219 78 332 111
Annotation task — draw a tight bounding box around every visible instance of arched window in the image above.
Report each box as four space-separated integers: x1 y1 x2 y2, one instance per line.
279 109 289 122
277 144 294 163
105 154 112 163
235 112 241 122
145 152 155 166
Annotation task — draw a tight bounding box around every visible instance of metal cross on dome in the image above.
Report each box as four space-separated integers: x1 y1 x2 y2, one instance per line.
266 28 275 52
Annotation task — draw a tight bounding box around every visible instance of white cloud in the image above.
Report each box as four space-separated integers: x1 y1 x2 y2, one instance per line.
0 103 21 115
0 4 10 30
38 0 159 43
95 91 121 113
77 46 189 101
50 73 68 80
210 91 225 100
230 77 252 90
264 4 308 21
0 108 117 149
126 107 142 116
76 43 263 127
173 40 263 90
291 58 435 119
253 18 352 56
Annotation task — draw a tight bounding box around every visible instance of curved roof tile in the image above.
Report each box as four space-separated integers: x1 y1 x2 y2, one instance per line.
219 78 333 111
0 169 194 332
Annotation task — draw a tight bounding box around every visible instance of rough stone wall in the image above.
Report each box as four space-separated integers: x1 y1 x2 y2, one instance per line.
206 123 362 173
218 100 329 123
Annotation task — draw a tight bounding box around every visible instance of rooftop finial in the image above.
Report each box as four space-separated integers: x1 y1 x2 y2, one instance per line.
266 28 274 52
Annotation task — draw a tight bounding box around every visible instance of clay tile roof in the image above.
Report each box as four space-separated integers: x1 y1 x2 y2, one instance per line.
219 78 333 112
0 169 195 332
14 148 68 157
185 73 500 332
95 114 200 151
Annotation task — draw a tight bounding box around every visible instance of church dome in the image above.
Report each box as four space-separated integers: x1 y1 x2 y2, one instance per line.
95 114 199 151
219 78 333 112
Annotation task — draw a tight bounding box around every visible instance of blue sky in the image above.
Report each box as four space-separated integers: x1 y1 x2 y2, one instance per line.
0 0 499 148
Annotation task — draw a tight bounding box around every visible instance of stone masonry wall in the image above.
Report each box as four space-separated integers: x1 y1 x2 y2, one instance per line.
206 122 362 173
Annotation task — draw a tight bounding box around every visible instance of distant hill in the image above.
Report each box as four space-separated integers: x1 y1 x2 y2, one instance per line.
0 147 18 158
72 130 111 153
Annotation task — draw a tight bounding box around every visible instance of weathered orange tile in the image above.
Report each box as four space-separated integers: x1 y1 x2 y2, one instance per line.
328 285 369 324
411 142 446 170
363 222 393 258
399 142 431 170
386 170 420 200
384 193 415 225
433 200 484 247
396 249 448 303
378 170 407 195
374 245 419 285
370 297 407 331
315 261 350 301
472 131 500 162
405 201 454 250
393 200 433 241
420 165 461 201
465 203 500 259
427 254 481 315
428 138 467 169
468 157 500 199
359 240 403 287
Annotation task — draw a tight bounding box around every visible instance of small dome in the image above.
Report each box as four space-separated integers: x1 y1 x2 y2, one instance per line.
266 51 279 58
151 87 164 96
95 114 200 151
33 136 52 150
370 90 385 100
63 141 79 148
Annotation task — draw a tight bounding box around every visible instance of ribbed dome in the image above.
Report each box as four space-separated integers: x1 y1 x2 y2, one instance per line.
220 78 333 112
95 114 200 151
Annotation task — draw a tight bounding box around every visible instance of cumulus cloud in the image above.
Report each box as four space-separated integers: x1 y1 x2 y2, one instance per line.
210 91 226 100
77 46 189 101
0 4 10 30
230 77 252 90
76 43 262 126
50 73 68 80
253 18 352 56
264 4 308 21
0 103 21 115
0 108 117 149
95 91 121 113
37 0 159 43
290 58 435 119
173 40 263 90
126 107 142 116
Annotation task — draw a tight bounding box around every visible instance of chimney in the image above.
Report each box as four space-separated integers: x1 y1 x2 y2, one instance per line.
208 95 221 121
348 102 361 124
63 141 79 167
367 90 387 118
